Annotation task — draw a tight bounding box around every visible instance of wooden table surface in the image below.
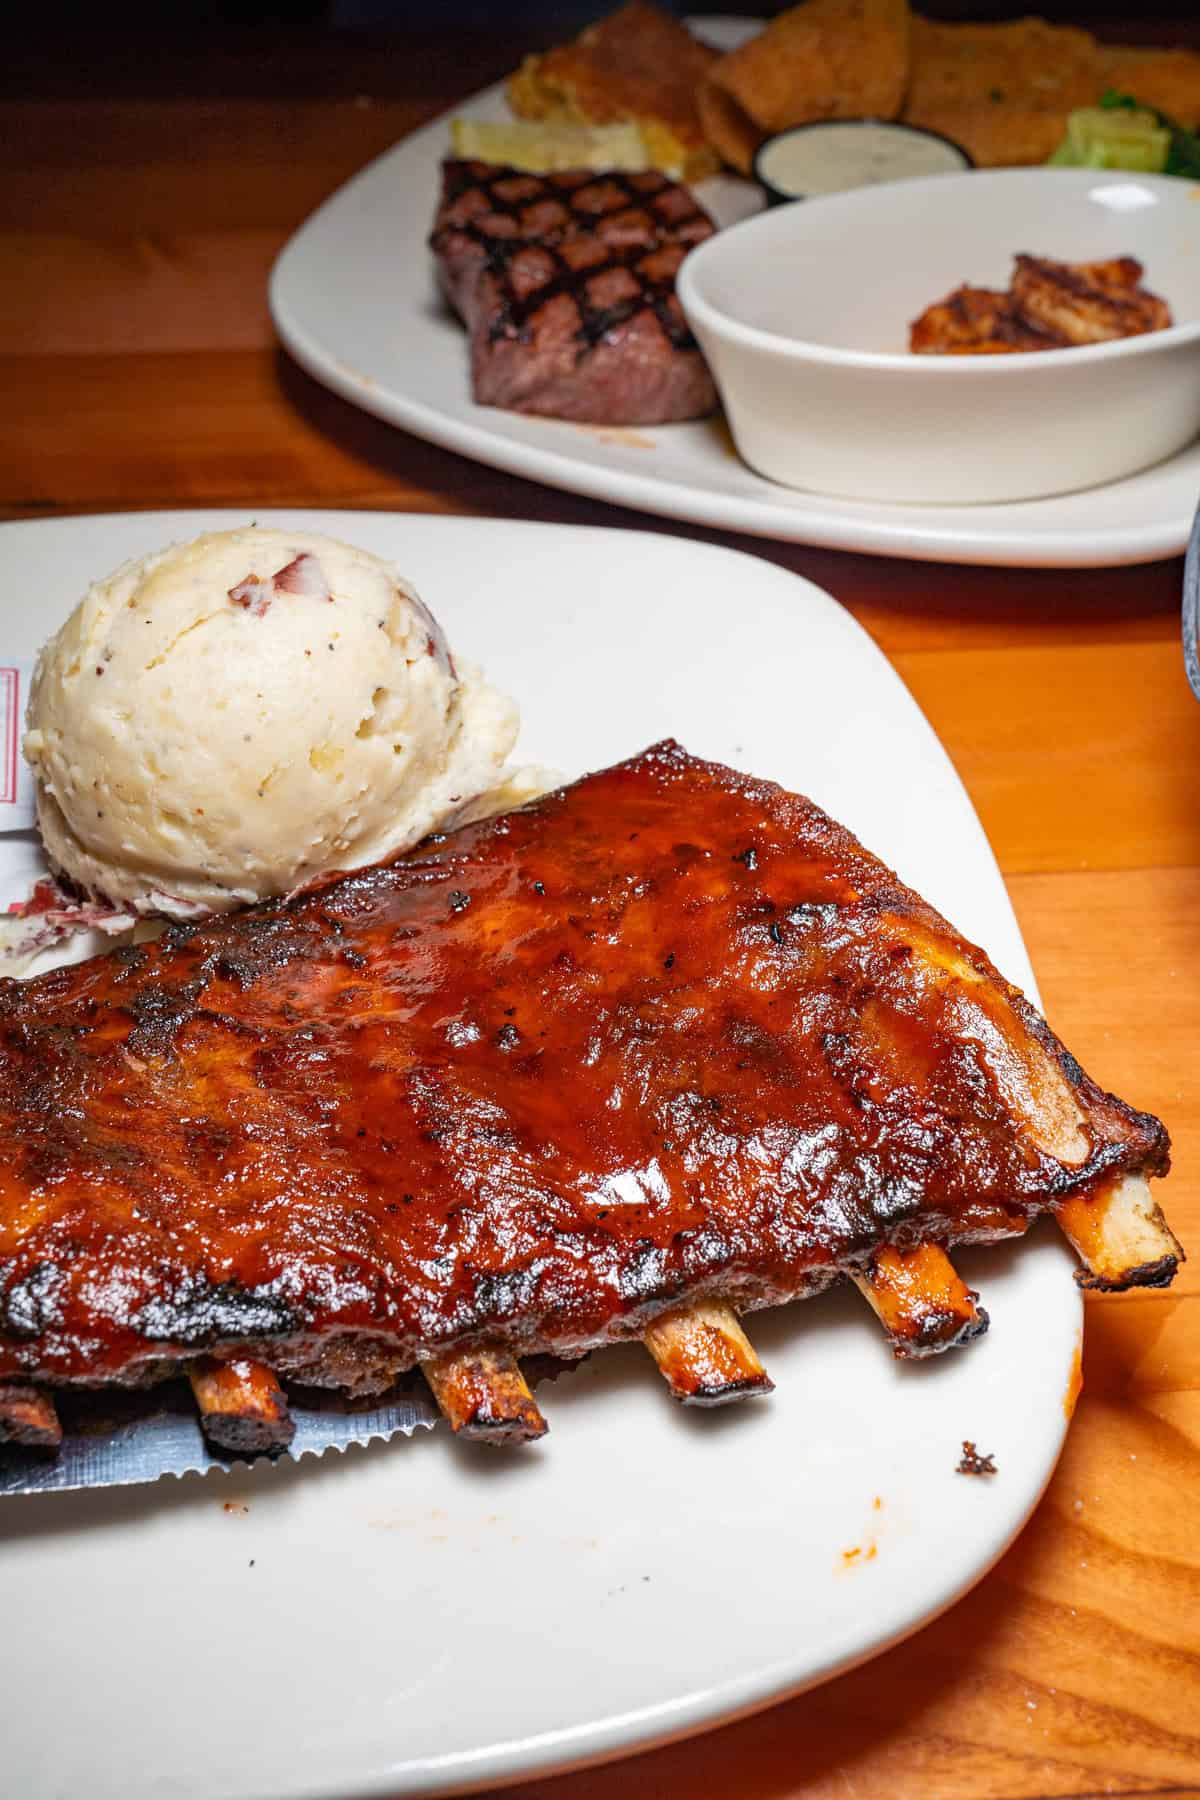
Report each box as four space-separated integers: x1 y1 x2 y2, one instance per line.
3 24 1199 1800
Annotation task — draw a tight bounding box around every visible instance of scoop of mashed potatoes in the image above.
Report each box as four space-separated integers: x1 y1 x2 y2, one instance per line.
23 526 519 918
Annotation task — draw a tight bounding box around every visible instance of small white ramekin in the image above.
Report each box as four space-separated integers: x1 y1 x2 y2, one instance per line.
677 168 1200 505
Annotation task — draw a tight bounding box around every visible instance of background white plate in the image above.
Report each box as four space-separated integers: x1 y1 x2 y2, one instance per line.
0 510 1080 1800
269 19 1200 569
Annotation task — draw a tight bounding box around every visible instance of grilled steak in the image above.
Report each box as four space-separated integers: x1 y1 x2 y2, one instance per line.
0 742 1177 1460
430 159 717 424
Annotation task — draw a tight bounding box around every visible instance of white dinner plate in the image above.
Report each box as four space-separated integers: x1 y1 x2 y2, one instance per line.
269 18 1200 569
0 509 1080 1800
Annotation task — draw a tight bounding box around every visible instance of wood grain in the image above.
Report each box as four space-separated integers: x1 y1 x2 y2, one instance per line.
1008 868 1199 1296
896 645 1200 875
1 28 1198 1800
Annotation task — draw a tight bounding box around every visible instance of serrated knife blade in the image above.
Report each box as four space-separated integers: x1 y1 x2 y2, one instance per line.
0 1379 440 1495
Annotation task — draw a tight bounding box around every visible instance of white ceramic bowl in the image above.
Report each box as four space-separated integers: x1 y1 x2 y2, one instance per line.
677 168 1200 505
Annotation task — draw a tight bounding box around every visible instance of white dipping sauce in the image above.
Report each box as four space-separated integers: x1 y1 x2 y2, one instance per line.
757 121 971 200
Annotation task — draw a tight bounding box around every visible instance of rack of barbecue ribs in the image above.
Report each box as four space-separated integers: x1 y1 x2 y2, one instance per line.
429 160 717 424
0 743 1179 1459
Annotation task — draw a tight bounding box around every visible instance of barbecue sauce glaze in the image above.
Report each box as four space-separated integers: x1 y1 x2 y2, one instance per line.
0 743 1166 1386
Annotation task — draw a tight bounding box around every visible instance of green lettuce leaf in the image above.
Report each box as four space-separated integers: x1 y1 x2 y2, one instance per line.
1101 89 1200 179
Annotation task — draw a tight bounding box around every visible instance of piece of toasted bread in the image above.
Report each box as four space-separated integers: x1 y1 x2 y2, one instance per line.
507 1 719 181
698 0 911 174
903 16 1102 167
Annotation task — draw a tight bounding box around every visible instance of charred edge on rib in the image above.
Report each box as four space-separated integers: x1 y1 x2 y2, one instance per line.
199 1410 294 1455
642 1301 773 1404
675 1371 775 1407
189 1358 296 1455
459 1393 547 1442
421 1349 549 1444
889 1301 991 1360
132 1276 304 1347
1075 1254 1180 1293
0 1381 63 1448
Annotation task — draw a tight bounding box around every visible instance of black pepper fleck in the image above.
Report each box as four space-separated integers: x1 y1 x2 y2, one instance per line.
733 846 758 869
448 890 471 913
769 921 785 945
664 953 675 969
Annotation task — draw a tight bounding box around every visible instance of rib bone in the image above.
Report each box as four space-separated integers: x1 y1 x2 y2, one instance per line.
852 1243 988 1357
0 1381 62 1448
885 917 1089 1165
642 1300 774 1404
1057 1171 1184 1290
421 1347 548 1442
189 1358 295 1454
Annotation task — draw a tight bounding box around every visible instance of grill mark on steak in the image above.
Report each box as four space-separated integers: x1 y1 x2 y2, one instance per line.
436 161 710 349
430 159 717 424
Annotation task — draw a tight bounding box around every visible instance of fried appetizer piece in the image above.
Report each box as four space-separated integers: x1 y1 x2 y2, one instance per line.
0 743 1177 1460
1097 48 1200 132
508 1 719 181
903 17 1101 167
1011 254 1173 344
697 0 911 175
910 284 1064 355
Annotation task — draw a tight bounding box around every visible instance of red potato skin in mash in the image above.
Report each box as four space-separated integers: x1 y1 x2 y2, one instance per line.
228 554 333 616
